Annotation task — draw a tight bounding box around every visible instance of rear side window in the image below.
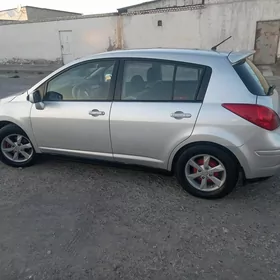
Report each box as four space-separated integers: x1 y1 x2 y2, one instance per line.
120 60 205 101
233 59 269 96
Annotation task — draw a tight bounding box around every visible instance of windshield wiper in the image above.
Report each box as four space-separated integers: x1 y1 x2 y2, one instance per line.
267 85 276 96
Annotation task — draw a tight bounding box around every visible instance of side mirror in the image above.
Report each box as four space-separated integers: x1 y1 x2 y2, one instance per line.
28 90 42 104
28 90 44 110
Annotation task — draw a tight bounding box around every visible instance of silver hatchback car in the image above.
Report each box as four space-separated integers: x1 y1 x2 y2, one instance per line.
0 49 279 199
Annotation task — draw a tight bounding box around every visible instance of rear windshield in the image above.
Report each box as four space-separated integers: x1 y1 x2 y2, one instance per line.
233 59 270 96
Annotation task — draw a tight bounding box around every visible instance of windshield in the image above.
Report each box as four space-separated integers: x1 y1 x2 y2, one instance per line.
233 59 270 96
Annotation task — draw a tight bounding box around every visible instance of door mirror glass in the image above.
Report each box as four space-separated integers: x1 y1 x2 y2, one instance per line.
28 90 42 104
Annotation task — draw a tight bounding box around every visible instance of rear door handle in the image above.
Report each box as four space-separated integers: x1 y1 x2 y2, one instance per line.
89 109 105 117
171 111 192 120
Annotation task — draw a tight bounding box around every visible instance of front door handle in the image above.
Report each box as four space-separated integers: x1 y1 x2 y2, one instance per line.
171 111 192 120
89 109 105 117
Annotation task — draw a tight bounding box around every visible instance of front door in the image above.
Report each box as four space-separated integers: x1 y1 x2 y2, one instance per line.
110 59 207 169
31 59 117 160
254 21 280 65
59 30 74 64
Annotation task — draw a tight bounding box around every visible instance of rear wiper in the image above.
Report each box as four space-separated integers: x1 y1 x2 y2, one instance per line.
267 85 276 96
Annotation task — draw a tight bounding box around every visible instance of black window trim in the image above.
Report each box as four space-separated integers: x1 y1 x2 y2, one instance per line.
171 65 177 101
113 57 212 103
196 66 212 101
41 58 120 102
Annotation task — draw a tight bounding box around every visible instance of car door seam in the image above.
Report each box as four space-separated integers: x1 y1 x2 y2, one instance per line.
167 102 203 169
108 101 115 161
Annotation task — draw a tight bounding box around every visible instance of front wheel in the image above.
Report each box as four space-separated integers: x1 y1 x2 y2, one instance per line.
175 145 239 199
0 124 36 167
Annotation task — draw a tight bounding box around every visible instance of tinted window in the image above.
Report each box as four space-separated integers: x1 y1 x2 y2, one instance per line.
121 60 204 101
233 59 269 96
174 66 203 100
45 60 115 101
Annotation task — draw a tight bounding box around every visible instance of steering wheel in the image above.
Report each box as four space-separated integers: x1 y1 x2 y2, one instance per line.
72 83 92 100
123 96 137 100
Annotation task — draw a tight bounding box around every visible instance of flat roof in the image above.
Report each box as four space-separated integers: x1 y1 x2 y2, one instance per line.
0 6 81 15
118 0 160 12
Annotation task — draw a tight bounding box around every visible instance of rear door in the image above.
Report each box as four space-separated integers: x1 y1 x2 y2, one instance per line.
110 58 211 169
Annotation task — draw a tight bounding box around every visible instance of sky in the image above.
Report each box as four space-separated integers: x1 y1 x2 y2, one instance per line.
0 0 149 14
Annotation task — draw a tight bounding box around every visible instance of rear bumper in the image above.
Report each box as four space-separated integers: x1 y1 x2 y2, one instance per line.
233 145 280 179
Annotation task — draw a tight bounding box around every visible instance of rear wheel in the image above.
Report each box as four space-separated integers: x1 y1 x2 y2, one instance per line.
0 124 36 167
175 145 239 199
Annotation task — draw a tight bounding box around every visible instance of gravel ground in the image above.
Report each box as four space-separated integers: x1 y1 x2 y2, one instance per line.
0 73 280 280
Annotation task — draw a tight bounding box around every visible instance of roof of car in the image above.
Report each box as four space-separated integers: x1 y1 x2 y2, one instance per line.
98 48 224 57
79 48 255 65
27 48 254 94
88 48 224 60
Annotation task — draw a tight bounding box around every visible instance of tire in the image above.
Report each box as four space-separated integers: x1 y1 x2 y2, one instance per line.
175 145 239 199
0 124 36 167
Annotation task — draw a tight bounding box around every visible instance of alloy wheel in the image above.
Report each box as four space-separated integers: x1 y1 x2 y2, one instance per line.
185 154 227 192
1 134 33 163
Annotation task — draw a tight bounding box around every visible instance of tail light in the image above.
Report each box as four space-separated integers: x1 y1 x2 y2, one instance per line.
222 103 280 131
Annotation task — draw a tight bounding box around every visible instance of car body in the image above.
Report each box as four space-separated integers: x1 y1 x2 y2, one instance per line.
0 48 279 199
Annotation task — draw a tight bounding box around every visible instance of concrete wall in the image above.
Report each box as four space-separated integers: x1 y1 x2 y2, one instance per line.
278 36 280 58
0 20 17 25
0 15 119 64
123 0 280 53
0 7 28 21
0 0 280 64
26 7 81 21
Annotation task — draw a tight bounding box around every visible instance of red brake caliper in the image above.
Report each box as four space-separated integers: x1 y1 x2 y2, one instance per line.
193 157 219 183
4 141 11 149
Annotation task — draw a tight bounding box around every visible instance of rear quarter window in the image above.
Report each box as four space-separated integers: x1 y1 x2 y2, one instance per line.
233 59 269 96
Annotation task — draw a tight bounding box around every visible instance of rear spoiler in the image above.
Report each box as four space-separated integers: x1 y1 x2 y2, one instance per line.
228 50 255 65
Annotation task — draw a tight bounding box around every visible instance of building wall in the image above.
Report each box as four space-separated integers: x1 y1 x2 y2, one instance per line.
0 0 280 64
0 7 28 21
278 37 280 58
123 0 280 54
26 7 81 21
0 20 17 25
0 15 118 63
0 7 80 22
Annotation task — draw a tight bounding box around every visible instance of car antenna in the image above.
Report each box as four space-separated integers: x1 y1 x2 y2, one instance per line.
211 36 232 51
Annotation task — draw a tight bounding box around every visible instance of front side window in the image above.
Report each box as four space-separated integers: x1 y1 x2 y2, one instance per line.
45 60 116 101
121 60 204 101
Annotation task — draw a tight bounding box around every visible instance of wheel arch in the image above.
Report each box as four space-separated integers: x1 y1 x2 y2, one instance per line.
169 141 241 173
0 121 12 130
0 120 40 153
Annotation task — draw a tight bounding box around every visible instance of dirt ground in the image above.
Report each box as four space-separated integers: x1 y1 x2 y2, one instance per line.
0 73 280 280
